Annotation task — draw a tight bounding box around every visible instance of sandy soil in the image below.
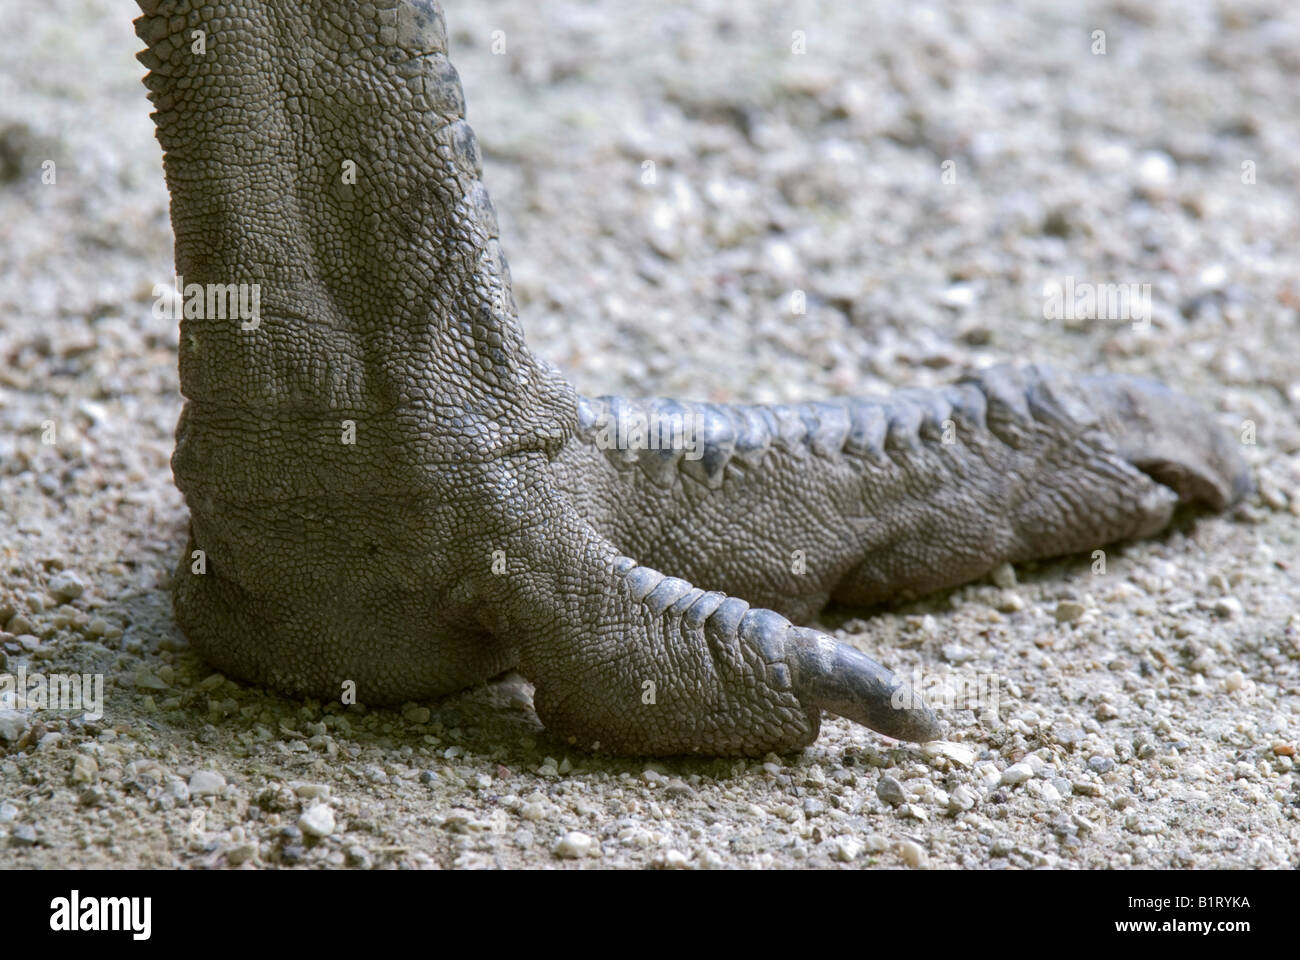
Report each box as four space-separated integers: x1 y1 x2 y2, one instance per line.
0 0 1297 869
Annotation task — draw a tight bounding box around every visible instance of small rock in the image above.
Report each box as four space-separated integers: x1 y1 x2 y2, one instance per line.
299 804 335 838
996 590 1025 613
1224 671 1246 692
553 831 595 859
519 802 547 821
941 643 977 664
48 570 85 602
10 823 37 847
79 786 107 807
657 849 692 869
403 706 431 724
863 834 891 853
990 563 1017 589
0 803 17 822
876 775 906 806
897 840 926 867
70 754 98 783
0 711 30 742
664 779 695 799
922 741 976 768
227 842 258 866
293 783 330 799
1272 742 1295 757
1088 755 1115 774
134 669 169 691
1095 702 1120 721
1054 600 1086 623
188 770 226 796
1001 762 1034 786
948 784 977 813
1136 150 1176 189
1214 596 1243 618
831 837 862 862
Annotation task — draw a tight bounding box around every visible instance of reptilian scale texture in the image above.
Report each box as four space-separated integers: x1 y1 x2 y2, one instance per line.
134 0 1251 755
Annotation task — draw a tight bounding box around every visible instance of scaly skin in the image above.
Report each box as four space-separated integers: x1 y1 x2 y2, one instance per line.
134 0 1250 756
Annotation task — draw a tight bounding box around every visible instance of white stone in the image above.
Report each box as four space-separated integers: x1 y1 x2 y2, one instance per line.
553 831 594 859
1001 762 1034 786
897 840 926 867
188 769 226 796
299 804 335 837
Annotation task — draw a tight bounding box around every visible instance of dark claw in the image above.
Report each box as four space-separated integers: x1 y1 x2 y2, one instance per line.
788 628 946 742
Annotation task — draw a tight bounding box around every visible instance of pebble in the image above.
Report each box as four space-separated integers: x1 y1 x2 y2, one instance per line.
299 804 335 838
832 837 862 862
1088 756 1115 774
0 711 29 743
942 643 977 664
188 770 226 796
658 849 692 869
1224 671 1246 692
1054 600 1087 623
664 778 695 799
997 590 1026 612
1214 597 1243 618
923 741 976 768
134 669 168 691
70 754 98 783
553 831 595 859
11 823 37 846
403 706 431 724
897 840 926 867
948 784 977 812
991 563 1017 589
293 783 329 799
1095 702 1120 721
0 803 17 822
47 570 85 602
1136 150 1176 188
1001 762 1034 786
876 775 906 806
858 834 887 853
227 842 258 866
1272 742 1295 757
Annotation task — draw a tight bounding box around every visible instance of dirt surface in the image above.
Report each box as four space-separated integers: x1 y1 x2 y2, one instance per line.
1 0 1298 869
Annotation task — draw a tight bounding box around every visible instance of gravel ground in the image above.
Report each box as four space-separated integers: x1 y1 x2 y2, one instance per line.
1 0 1298 869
